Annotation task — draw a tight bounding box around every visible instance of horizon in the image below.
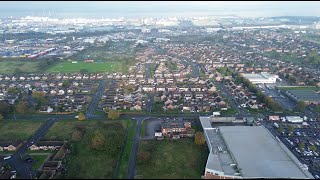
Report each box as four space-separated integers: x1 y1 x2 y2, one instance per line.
1 1 320 18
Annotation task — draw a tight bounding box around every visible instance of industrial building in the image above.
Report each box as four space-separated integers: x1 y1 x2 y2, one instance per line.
286 90 320 105
199 116 314 179
241 72 279 84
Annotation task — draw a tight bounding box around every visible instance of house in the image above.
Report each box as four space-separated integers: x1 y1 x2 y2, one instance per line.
142 85 154 92
156 85 166 92
160 119 193 139
29 141 64 151
0 141 22 151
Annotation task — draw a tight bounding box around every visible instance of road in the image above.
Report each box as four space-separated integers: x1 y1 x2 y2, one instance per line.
127 117 144 179
146 94 154 113
86 79 108 117
2 118 56 179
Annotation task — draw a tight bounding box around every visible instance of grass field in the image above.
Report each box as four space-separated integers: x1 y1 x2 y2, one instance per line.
47 61 122 73
277 86 320 91
0 121 42 141
0 60 41 74
31 154 49 170
136 139 209 179
45 120 127 179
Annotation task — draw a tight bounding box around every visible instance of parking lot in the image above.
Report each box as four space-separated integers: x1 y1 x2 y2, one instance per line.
264 117 320 178
256 83 297 111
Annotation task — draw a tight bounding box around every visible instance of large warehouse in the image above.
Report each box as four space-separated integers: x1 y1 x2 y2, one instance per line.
286 90 320 105
200 116 314 179
241 72 279 84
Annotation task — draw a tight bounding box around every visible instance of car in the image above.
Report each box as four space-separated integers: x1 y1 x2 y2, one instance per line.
3 156 11 160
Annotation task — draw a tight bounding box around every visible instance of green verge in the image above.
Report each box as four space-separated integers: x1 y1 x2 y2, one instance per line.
117 120 137 179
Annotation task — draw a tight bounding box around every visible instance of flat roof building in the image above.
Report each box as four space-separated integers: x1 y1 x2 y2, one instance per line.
241 72 278 84
286 90 320 105
200 116 313 179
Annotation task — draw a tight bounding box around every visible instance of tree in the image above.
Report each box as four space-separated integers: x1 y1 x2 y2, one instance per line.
137 150 151 164
310 145 317 152
107 109 120 120
299 142 305 151
77 112 86 121
277 125 284 134
62 80 70 88
15 101 28 114
0 101 13 117
91 130 106 151
0 114 3 121
296 101 306 112
288 125 295 136
32 91 48 108
194 132 206 145
71 130 83 141
80 69 89 74
7 87 19 94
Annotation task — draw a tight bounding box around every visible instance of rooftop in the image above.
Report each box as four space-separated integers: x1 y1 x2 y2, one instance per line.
219 126 313 178
286 90 320 102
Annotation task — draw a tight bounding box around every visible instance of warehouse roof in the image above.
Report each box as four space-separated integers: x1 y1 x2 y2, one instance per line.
219 126 313 178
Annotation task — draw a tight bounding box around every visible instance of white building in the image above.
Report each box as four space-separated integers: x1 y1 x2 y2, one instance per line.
241 72 279 84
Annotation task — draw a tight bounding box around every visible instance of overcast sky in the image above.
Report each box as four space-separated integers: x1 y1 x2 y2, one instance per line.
1 1 320 18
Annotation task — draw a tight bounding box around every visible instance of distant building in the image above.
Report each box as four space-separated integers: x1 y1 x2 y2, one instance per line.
241 72 279 84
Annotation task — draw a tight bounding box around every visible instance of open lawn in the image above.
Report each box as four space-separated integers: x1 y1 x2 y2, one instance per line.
136 139 209 179
31 154 50 170
0 60 41 74
0 121 42 141
47 61 122 73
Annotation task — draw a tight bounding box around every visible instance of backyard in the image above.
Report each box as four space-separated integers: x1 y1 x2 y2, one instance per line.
136 138 209 179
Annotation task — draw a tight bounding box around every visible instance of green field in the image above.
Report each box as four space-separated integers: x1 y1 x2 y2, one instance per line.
0 60 41 74
45 120 128 179
47 61 123 73
136 139 209 179
0 121 42 141
277 86 320 91
31 154 50 170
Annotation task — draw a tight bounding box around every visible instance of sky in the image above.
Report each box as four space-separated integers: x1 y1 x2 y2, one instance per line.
0 1 320 18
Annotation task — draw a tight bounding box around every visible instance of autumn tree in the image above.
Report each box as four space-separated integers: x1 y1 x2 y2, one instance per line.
91 130 106 151
137 150 151 164
77 112 86 121
15 101 28 114
32 91 48 108
71 130 83 141
107 109 120 120
194 132 206 145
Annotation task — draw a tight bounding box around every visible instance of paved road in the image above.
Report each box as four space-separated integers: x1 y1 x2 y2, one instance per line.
146 94 154 113
2 118 56 179
86 79 108 117
127 117 144 179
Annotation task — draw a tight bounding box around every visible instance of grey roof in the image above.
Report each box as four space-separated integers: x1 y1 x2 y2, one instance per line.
286 90 320 102
219 126 313 179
